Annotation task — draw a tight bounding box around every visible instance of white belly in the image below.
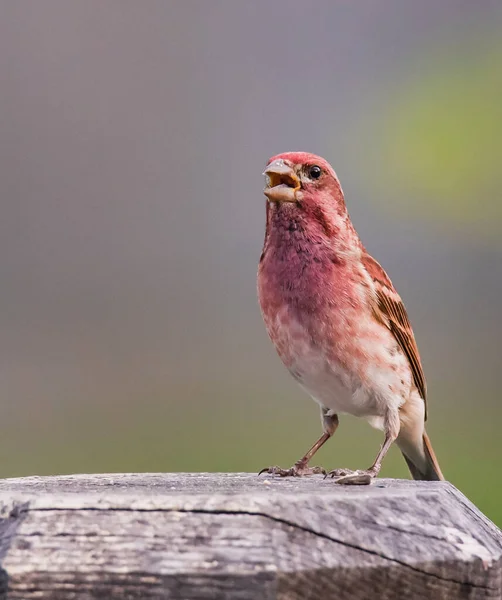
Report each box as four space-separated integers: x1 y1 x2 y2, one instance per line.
293 355 381 419
275 312 407 424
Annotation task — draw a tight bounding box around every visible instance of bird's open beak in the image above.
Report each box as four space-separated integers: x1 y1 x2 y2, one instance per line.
263 161 300 203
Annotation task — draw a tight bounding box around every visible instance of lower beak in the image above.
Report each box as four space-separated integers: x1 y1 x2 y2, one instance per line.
263 162 300 203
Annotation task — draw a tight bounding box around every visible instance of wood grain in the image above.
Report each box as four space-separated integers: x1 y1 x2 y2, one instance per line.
0 474 500 599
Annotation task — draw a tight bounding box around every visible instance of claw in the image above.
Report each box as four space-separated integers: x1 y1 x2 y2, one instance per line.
258 466 292 477
311 466 327 476
258 463 326 477
324 468 354 480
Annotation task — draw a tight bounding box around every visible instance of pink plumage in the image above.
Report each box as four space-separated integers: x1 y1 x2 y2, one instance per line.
258 152 443 483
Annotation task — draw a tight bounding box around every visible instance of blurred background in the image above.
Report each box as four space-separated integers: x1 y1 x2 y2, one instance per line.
1 1 501 523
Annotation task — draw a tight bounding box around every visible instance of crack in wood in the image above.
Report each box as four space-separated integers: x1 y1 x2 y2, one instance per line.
1 475 500 599
12 505 497 592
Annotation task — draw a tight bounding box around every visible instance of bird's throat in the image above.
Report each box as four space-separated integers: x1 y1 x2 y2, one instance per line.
259 205 345 313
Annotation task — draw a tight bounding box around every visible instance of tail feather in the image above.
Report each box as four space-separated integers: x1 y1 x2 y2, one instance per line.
400 431 444 481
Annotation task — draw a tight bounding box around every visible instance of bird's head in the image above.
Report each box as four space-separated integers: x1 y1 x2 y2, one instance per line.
263 152 347 233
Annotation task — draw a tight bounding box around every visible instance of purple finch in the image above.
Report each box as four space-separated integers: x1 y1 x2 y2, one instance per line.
257 152 443 484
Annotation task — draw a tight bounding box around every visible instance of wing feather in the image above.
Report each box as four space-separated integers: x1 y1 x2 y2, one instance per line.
362 253 427 418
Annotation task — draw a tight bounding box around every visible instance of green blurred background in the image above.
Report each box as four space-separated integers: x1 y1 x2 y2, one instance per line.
1 2 501 523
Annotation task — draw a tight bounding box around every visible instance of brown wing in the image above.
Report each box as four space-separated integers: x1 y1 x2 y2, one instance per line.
362 253 428 418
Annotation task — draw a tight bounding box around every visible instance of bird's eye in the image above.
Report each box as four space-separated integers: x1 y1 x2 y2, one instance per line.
309 165 322 180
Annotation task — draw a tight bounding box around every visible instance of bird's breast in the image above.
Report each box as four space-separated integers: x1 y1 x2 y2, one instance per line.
258 239 411 418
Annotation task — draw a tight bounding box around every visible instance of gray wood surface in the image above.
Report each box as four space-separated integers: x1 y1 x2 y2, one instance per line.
0 473 500 599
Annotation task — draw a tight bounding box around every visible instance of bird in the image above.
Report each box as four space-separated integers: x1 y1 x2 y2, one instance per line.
257 151 443 485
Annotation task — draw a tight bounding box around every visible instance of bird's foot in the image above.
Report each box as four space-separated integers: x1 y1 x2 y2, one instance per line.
258 460 326 477
325 467 376 485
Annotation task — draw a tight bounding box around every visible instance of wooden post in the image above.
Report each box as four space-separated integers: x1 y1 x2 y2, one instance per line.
0 473 501 599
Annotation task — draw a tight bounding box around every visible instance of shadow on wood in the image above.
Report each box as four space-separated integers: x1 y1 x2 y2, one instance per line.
0 473 501 599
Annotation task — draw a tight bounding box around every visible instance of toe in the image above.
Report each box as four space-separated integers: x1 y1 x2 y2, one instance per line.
258 466 294 477
258 466 282 476
310 466 327 475
325 468 353 479
258 464 327 477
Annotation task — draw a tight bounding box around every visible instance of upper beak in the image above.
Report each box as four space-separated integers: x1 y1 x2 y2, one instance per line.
263 160 300 203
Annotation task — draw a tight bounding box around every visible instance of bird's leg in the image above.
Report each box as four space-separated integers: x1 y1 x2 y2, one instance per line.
327 410 399 485
259 410 338 477
258 433 330 477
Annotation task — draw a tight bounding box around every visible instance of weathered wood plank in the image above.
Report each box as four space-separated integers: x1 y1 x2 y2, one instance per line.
0 474 500 599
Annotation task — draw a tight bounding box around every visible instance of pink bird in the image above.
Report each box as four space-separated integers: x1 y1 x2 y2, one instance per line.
257 152 443 484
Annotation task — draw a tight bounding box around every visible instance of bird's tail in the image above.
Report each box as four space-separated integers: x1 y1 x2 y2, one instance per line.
398 430 444 481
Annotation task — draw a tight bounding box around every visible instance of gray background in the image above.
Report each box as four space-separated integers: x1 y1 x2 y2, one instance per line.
1 2 501 523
